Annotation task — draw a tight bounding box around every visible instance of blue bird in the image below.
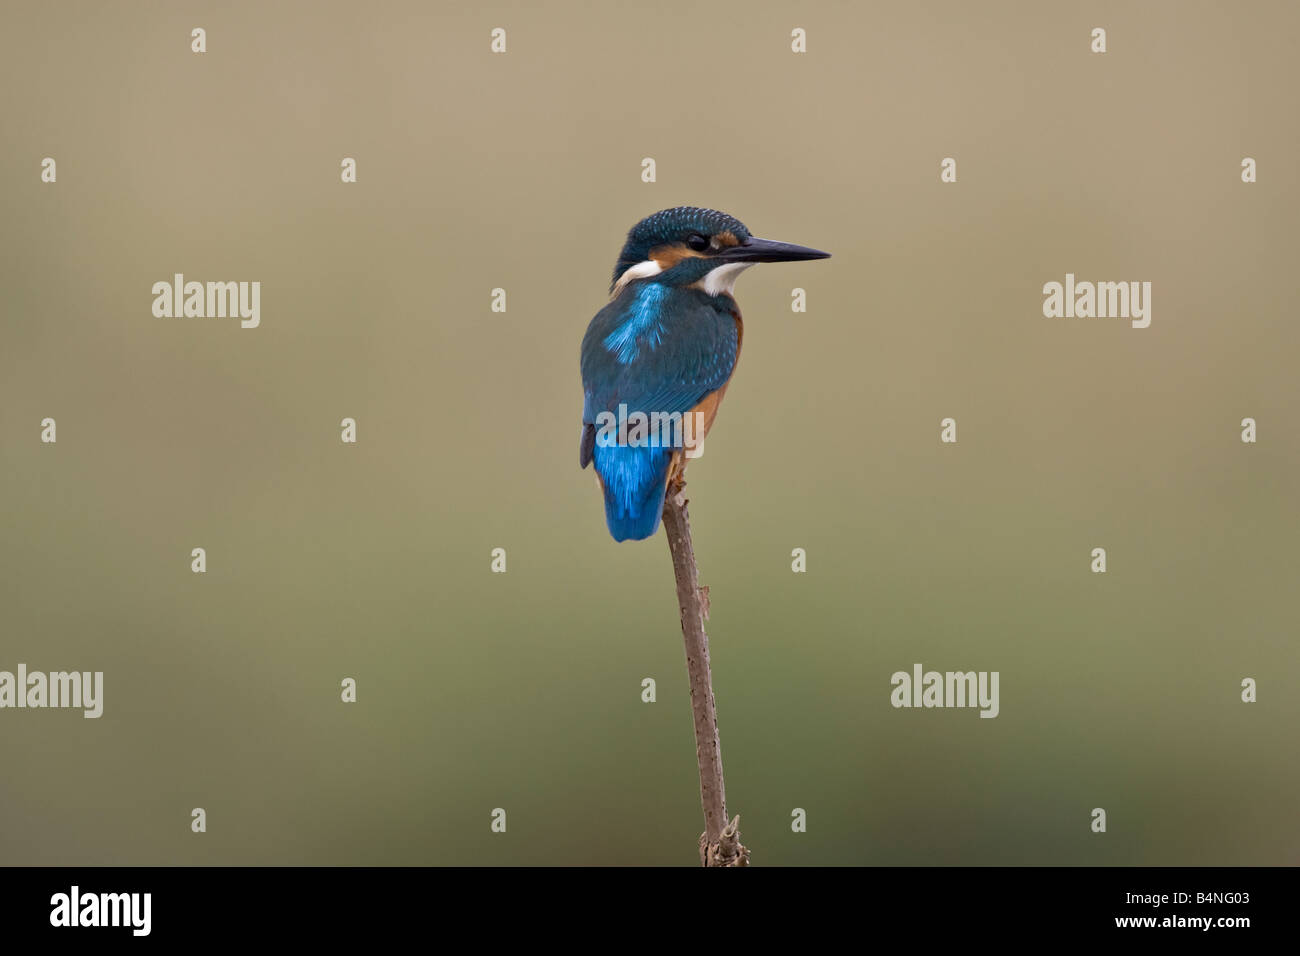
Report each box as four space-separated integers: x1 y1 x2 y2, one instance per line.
580 207 830 541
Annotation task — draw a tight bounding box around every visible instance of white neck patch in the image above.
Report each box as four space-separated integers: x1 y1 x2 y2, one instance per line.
611 259 664 296
695 262 754 297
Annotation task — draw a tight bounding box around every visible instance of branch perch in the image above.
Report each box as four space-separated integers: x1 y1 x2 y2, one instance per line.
662 474 749 867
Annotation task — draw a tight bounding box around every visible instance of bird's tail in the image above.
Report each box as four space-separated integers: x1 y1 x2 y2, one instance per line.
594 444 674 541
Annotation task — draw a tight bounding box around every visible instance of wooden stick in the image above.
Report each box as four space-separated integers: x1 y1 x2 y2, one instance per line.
661 476 749 867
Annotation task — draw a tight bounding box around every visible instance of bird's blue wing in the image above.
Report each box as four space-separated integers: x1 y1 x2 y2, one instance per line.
580 284 738 540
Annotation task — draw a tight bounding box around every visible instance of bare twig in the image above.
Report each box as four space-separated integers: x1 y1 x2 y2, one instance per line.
662 475 749 867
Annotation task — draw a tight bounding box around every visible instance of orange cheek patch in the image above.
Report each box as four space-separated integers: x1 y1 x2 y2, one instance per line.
649 243 707 270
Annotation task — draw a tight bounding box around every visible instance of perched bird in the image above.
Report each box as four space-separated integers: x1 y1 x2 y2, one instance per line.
580 206 829 541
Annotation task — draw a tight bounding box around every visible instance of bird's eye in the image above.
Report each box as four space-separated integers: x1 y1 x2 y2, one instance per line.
686 234 710 252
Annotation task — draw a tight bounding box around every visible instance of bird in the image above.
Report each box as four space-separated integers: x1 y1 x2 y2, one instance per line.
580 206 830 541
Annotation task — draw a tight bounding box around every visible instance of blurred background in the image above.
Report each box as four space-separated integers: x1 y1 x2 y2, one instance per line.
1 0 1296 865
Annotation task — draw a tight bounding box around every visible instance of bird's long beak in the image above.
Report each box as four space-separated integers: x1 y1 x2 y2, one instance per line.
718 236 831 263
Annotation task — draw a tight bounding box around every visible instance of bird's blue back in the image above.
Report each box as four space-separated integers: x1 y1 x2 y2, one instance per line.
580 281 739 541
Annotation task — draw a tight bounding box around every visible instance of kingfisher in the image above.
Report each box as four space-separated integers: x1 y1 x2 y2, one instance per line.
580 206 830 541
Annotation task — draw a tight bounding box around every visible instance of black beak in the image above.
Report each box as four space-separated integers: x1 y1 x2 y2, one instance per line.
718 236 831 263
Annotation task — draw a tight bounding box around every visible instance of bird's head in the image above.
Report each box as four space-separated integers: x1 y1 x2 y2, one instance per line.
610 206 829 297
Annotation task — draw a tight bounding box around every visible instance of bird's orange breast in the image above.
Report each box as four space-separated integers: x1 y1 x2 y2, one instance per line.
669 307 742 483
691 307 742 441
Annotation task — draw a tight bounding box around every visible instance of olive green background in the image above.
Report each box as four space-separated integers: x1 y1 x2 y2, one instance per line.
1 1 1296 865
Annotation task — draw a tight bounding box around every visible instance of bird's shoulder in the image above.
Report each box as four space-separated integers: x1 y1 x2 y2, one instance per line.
580 283 739 442
581 283 737 377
